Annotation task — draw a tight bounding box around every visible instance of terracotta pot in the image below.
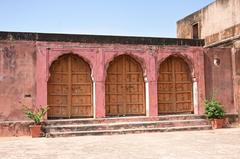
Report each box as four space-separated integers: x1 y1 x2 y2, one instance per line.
30 125 42 138
211 118 224 129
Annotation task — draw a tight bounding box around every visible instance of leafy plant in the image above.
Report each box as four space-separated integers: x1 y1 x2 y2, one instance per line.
23 106 48 125
204 99 224 119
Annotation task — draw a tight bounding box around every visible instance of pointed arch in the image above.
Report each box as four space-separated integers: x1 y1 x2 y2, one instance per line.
47 54 93 118
105 54 146 116
157 54 195 81
157 56 193 114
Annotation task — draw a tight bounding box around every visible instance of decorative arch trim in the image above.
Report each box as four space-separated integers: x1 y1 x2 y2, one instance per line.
104 53 148 82
157 53 196 82
47 51 94 81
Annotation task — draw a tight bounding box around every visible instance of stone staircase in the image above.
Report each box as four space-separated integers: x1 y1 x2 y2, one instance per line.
43 114 212 138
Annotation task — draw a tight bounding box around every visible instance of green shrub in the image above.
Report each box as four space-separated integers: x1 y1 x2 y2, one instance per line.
23 106 48 125
204 99 224 119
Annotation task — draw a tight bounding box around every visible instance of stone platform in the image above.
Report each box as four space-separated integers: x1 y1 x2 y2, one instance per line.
44 114 211 137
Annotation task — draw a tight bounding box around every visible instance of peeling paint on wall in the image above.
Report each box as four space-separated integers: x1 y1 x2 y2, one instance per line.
0 41 36 121
2 46 16 70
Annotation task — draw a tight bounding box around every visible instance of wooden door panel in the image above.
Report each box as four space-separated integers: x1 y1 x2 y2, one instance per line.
71 105 91 116
175 83 191 91
158 103 175 113
158 93 174 101
47 95 68 118
48 74 68 84
48 106 68 117
107 75 117 82
126 104 143 114
72 74 89 83
48 54 93 118
126 94 143 103
70 55 92 117
106 55 145 116
49 95 68 105
48 85 68 95
108 84 118 94
106 105 118 116
71 95 91 105
126 74 139 82
158 57 193 114
158 73 173 82
158 83 174 92
176 102 192 112
175 74 189 81
108 95 118 103
72 85 91 95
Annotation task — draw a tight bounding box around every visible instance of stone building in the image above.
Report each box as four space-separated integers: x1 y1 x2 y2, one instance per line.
177 0 240 47
0 0 239 137
177 0 240 126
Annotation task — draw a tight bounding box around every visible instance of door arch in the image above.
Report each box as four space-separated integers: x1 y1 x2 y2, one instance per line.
47 54 93 118
105 55 145 116
157 56 193 114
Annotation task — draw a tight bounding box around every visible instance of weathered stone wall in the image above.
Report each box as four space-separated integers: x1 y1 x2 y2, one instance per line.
177 0 240 46
177 11 202 39
201 0 240 40
0 41 36 121
0 121 31 136
177 0 240 122
204 48 235 113
233 45 240 121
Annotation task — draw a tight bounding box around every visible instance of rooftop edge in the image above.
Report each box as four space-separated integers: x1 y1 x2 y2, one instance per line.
0 31 204 46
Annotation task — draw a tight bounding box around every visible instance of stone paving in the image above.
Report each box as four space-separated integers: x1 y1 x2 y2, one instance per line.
1 128 240 159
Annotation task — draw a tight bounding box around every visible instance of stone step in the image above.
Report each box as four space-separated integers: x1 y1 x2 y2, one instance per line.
46 125 212 138
45 114 205 126
45 119 209 133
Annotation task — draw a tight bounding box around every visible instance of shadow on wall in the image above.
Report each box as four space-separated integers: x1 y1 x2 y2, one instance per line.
235 49 240 75
204 51 213 99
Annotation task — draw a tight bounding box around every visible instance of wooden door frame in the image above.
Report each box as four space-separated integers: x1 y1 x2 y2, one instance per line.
105 54 147 117
157 55 199 115
47 53 95 119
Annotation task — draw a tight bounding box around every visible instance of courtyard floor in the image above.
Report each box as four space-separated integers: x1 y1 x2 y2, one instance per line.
0 128 240 159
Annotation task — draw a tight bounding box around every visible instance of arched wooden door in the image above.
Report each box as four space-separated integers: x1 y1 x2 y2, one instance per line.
105 55 145 116
47 54 93 118
158 56 193 114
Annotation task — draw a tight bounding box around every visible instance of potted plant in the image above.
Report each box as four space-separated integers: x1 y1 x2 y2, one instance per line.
23 106 48 137
204 98 225 129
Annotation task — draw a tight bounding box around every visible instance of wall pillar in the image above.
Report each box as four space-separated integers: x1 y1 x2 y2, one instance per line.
36 48 48 108
148 81 158 116
146 54 158 117
93 49 105 118
94 81 105 118
145 80 150 116
193 78 199 114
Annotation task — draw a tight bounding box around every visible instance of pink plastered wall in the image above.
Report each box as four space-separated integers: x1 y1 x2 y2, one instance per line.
36 41 206 118
0 41 36 121
0 40 207 121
